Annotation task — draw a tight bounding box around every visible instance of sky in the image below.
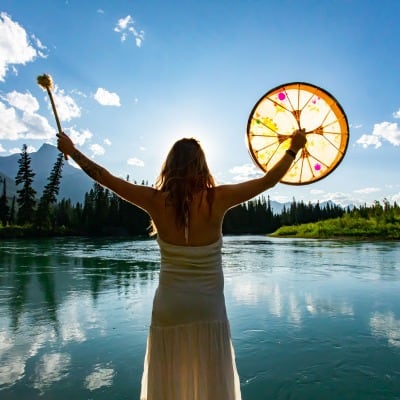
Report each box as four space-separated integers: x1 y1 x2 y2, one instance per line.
1 0 400 207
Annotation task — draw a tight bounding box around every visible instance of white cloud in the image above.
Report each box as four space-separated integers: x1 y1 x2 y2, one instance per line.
317 191 365 207
3 90 39 113
8 147 21 154
391 192 400 203
354 187 381 194
356 121 400 148
66 127 92 146
392 109 400 119
104 138 112 146
94 88 121 106
229 163 262 181
372 121 400 146
22 112 55 139
50 86 81 121
127 157 144 167
310 189 325 195
0 12 45 81
90 143 105 156
0 99 54 140
26 145 36 153
114 15 144 47
0 144 6 152
115 15 132 31
0 100 26 139
356 133 382 149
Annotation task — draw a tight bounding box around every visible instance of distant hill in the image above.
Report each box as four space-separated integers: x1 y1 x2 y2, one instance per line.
0 144 93 204
0 144 349 211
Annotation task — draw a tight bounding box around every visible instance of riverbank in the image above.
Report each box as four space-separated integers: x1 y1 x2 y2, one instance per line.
270 216 400 240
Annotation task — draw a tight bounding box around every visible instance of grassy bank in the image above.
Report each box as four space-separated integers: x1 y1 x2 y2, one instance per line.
271 214 400 240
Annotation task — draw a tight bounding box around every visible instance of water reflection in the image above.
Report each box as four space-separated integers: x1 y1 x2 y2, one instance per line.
84 362 115 391
370 311 400 348
0 236 399 399
0 237 158 395
33 352 71 394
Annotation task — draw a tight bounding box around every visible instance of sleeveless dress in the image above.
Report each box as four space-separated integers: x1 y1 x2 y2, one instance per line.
140 236 242 400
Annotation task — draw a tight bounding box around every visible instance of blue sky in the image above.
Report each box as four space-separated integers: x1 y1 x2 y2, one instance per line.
1 0 399 206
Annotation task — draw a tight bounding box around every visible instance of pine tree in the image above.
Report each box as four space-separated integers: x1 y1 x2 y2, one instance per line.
15 144 36 225
0 177 10 226
35 152 64 229
9 196 16 225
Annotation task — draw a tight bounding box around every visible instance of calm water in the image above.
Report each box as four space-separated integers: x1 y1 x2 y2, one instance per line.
0 236 400 400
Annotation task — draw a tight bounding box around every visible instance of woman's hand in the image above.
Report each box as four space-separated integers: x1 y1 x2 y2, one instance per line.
290 128 307 153
57 132 75 157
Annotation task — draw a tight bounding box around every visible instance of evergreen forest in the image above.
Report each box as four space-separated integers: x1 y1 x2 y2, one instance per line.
0 145 399 239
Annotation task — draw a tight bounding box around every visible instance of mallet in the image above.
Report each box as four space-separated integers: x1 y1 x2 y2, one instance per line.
37 74 68 159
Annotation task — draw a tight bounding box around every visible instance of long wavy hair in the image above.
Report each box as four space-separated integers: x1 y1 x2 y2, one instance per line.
151 138 216 234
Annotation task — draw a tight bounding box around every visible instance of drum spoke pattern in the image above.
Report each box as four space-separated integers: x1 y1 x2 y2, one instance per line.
247 82 349 185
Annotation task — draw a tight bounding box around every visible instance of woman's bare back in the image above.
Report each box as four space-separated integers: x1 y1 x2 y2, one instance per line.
151 190 223 246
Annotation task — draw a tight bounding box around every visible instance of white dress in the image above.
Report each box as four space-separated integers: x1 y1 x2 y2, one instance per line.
140 236 242 400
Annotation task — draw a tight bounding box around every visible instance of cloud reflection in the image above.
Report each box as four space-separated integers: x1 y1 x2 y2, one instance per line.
0 325 56 388
0 356 25 388
231 277 354 327
370 311 400 348
84 363 115 391
33 352 71 392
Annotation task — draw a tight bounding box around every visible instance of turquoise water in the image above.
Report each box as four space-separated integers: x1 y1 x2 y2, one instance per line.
0 236 399 399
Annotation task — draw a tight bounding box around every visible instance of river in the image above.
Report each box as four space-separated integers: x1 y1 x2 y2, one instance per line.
0 236 399 399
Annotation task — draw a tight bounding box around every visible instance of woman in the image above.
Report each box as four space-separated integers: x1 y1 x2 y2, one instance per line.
57 129 306 400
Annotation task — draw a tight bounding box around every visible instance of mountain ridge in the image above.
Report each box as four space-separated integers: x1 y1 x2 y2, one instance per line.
0 144 345 212
0 144 93 204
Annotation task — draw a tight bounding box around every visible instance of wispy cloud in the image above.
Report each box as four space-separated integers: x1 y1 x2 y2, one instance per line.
356 121 400 148
392 192 400 203
50 86 81 121
310 189 325 195
229 163 262 181
0 12 45 81
354 187 381 194
9 147 22 154
127 157 144 167
90 143 105 157
114 15 144 47
66 127 92 146
94 88 121 106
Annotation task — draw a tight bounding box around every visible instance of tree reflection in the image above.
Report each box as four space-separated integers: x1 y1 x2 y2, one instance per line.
36 256 59 332
1 238 160 333
9 259 32 331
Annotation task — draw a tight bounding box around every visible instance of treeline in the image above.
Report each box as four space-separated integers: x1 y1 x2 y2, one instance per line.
0 143 397 238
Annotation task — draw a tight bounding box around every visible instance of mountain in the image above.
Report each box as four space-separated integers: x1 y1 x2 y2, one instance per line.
0 144 93 204
0 144 350 210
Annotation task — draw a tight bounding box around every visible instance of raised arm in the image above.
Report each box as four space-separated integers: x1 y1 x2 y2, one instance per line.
57 132 157 213
214 129 307 212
